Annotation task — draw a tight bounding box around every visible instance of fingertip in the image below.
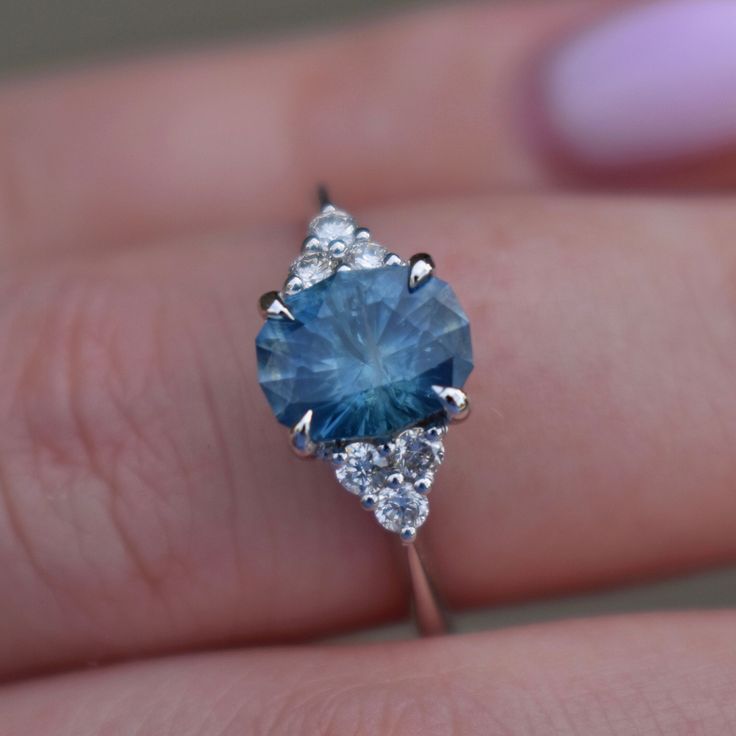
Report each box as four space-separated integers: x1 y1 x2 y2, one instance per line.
536 0 736 176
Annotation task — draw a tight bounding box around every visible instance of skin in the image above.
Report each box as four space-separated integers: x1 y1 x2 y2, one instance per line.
1 1 736 733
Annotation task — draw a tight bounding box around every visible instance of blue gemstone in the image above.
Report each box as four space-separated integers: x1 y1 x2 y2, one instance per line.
256 266 473 442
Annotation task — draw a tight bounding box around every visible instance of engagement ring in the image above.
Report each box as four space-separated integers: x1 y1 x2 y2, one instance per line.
255 188 474 634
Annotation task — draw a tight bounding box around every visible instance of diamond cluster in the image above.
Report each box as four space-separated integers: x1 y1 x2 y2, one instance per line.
331 424 446 539
284 207 401 294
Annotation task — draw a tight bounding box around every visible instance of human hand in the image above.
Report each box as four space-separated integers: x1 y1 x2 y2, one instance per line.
3 1 736 733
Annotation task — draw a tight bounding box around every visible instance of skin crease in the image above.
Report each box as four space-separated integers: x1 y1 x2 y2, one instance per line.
4 614 736 735
1 0 736 733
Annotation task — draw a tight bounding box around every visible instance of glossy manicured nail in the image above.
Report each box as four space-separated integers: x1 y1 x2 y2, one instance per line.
540 0 736 167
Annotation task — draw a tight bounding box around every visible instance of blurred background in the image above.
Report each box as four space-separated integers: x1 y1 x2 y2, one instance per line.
3 0 734 636
2 0 423 73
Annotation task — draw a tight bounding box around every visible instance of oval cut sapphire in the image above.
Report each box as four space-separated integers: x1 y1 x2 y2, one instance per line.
256 266 473 442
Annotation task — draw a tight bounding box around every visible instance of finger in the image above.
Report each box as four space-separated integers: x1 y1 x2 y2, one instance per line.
2 195 736 677
7 2 736 261
3 613 736 735
538 0 736 187
0 0 601 257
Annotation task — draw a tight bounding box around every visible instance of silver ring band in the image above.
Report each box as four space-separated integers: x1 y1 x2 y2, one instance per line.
405 541 448 636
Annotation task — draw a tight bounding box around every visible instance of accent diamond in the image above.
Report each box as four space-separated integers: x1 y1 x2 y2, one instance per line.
345 241 388 270
309 209 356 245
392 426 445 482
374 486 429 533
290 253 336 289
334 442 389 495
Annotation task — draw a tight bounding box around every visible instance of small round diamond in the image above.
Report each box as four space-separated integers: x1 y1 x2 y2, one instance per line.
334 442 388 495
374 487 429 533
345 241 388 270
393 427 445 481
291 254 336 289
309 210 356 245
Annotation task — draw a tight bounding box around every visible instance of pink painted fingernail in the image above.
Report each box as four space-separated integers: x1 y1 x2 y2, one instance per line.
540 0 736 168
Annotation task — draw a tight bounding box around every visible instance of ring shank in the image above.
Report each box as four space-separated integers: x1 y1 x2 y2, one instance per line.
405 542 449 636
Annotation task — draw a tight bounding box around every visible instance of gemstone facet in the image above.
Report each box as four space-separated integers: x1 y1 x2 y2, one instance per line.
256 266 473 442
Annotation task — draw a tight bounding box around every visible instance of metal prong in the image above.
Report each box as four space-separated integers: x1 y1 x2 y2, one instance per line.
376 442 393 458
383 252 403 267
432 385 470 421
284 276 304 296
361 493 378 510
329 239 348 257
302 235 321 253
386 472 404 489
259 291 295 321
331 451 348 467
400 526 417 544
425 425 446 441
290 410 316 458
354 227 371 240
317 184 334 212
414 477 433 494
408 253 435 291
